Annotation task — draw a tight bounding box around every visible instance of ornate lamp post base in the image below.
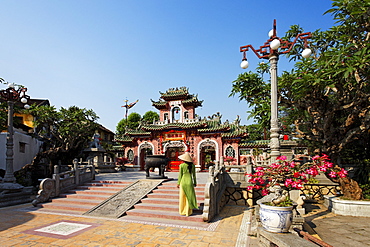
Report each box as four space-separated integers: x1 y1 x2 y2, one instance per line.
0 182 24 193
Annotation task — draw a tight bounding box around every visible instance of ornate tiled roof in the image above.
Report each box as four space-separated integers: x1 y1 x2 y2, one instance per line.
159 87 189 100
114 134 134 142
151 87 203 109
197 120 230 133
151 99 167 109
111 145 125 151
182 96 203 107
221 129 248 138
125 129 151 136
239 140 270 148
141 121 207 131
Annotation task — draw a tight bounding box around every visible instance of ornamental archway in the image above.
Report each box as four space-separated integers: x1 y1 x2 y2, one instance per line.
163 141 187 170
198 139 218 171
138 142 154 171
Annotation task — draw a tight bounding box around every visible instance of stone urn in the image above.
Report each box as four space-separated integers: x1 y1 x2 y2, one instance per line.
144 155 169 179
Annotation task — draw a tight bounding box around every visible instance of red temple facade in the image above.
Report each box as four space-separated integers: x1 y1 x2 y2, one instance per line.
115 87 250 171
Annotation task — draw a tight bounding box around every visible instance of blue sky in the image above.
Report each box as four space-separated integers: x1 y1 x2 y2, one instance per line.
0 0 335 132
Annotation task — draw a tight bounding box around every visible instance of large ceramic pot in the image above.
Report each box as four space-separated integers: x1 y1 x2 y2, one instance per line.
259 203 293 233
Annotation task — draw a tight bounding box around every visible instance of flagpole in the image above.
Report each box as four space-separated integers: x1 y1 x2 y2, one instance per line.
122 99 139 130
124 99 128 129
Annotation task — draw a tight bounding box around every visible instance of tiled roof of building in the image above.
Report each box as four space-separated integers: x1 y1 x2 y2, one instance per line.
182 96 203 107
111 145 125 151
221 129 248 138
159 87 189 100
239 140 270 147
98 124 114 134
151 99 167 109
197 120 230 132
141 121 207 131
114 134 134 142
125 129 151 135
151 87 203 109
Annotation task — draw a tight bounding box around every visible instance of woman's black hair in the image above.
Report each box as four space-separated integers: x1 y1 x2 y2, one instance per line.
185 161 192 173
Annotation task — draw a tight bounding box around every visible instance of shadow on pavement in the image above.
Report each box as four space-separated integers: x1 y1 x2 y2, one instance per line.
0 204 36 232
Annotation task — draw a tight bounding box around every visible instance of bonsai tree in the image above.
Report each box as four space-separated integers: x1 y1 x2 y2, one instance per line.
246 154 351 206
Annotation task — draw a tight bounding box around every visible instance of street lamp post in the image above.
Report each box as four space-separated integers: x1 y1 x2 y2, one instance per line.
239 19 311 162
0 83 29 190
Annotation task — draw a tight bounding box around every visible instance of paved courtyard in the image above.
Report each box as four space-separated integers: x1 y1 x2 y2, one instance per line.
0 171 369 246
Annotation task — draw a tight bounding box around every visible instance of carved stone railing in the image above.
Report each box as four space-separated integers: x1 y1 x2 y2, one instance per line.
301 183 341 200
202 159 227 222
32 158 95 206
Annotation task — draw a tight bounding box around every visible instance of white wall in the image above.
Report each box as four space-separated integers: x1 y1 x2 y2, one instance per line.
0 130 43 172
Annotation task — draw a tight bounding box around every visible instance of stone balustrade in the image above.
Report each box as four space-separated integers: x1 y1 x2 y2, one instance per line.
32 159 95 206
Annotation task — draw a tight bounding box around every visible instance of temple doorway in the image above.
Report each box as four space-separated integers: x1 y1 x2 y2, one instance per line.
166 147 185 170
199 139 217 171
200 146 216 171
139 147 153 171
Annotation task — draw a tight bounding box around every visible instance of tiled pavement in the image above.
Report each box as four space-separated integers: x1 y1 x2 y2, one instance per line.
0 203 255 246
302 201 370 247
0 171 257 246
1 171 370 246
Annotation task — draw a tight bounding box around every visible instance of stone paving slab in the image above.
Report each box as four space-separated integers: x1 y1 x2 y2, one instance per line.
303 201 370 247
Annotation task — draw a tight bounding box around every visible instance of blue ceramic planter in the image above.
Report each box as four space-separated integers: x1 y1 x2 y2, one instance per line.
259 203 293 233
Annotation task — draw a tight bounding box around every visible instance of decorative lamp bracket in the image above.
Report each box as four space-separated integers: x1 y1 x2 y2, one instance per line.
240 19 311 60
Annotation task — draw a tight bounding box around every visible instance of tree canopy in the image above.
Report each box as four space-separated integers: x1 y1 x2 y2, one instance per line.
116 112 142 134
27 105 99 169
116 111 160 135
230 0 370 161
142 111 159 124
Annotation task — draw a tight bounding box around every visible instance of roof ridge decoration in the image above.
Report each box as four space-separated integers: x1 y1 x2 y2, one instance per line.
152 87 203 109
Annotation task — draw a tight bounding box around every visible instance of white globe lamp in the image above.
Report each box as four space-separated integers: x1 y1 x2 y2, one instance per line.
240 59 249 69
268 29 276 38
270 39 280 50
302 48 312 58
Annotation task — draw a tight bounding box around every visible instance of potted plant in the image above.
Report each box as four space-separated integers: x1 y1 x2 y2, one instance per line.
246 154 348 233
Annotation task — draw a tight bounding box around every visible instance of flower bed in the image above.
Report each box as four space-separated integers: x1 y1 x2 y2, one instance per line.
324 195 370 217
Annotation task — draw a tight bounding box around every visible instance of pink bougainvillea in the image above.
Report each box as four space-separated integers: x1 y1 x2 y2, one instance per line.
246 154 348 193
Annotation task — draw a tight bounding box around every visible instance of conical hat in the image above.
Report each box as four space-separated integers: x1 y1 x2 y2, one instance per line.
178 152 193 162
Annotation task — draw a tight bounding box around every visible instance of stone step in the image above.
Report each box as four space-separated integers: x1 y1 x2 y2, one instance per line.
125 208 204 222
141 195 204 205
159 183 206 188
76 185 127 191
59 193 112 200
90 180 132 184
134 202 204 212
151 188 205 195
37 202 91 212
65 189 120 195
140 197 179 205
49 197 101 206
146 192 204 201
82 182 130 187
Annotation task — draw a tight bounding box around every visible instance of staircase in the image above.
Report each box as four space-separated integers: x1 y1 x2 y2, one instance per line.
124 180 205 222
35 180 131 214
35 179 206 223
